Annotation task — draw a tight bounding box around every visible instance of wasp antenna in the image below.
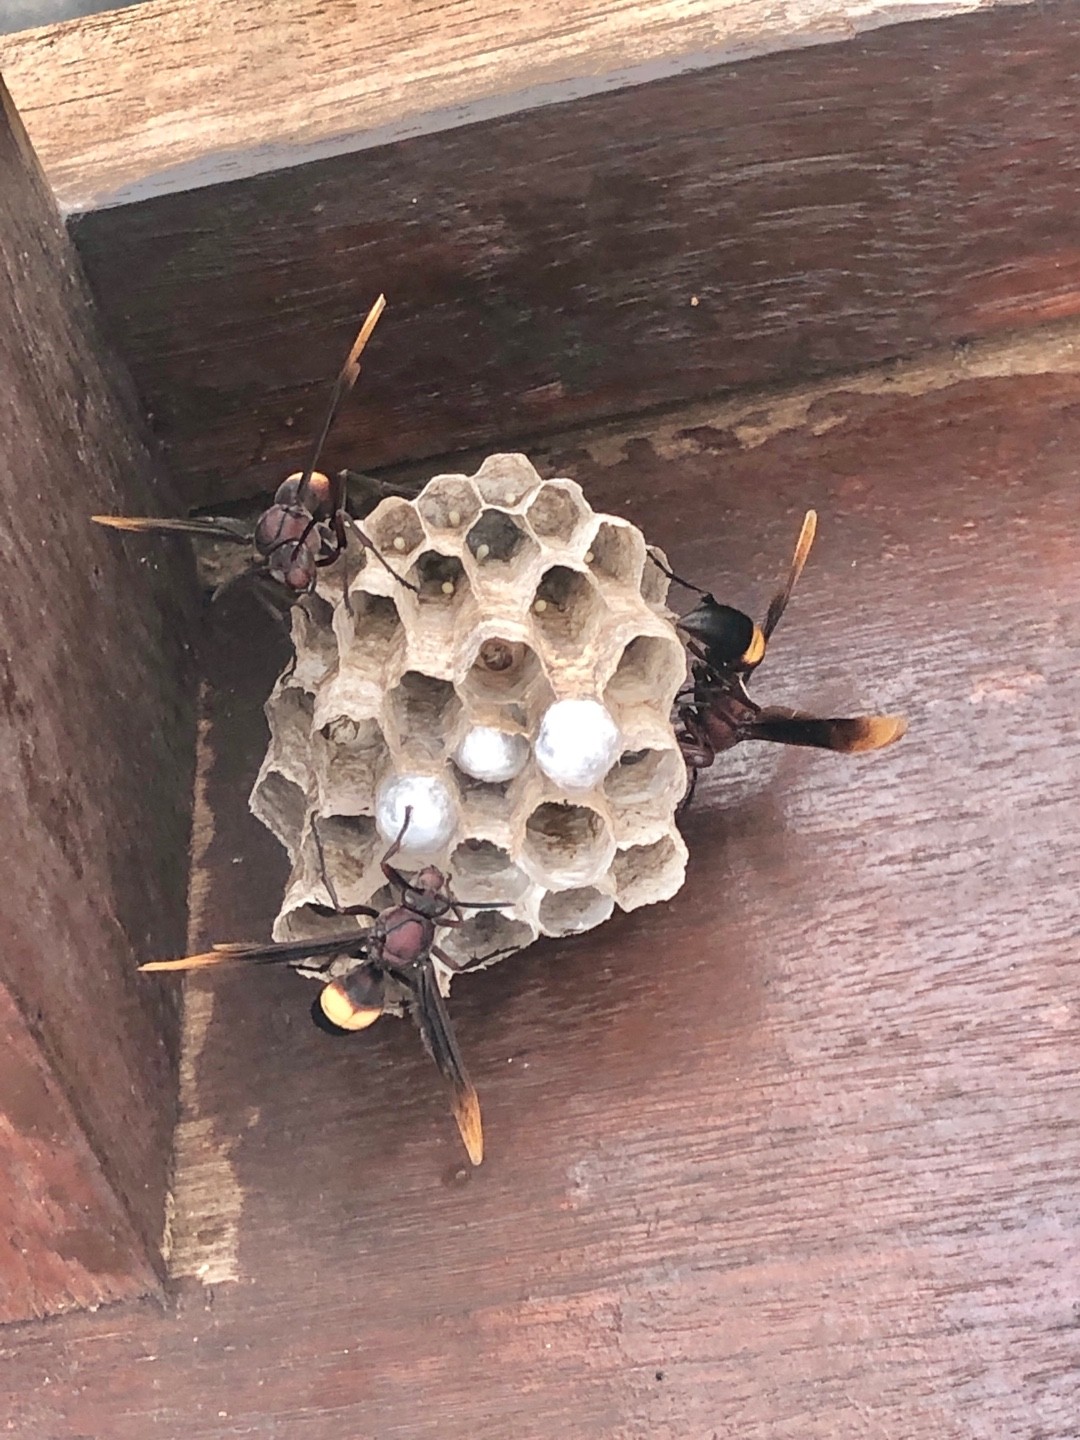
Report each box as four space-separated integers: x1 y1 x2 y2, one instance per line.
646 547 711 598
452 1083 484 1166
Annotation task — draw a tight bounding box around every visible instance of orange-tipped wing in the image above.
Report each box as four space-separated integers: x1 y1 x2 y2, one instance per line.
763 508 817 640
93 514 252 542
746 711 907 753
140 930 373 973
411 959 484 1165
298 294 386 500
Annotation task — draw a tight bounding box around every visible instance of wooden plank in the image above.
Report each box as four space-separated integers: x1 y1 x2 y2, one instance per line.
0 980 159 1322
0 79 198 1319
0 0 1021 210
16 0 1074 511
0 360 1075 1434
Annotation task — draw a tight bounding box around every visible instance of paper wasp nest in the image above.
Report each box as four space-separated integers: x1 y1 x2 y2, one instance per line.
250 454 688 981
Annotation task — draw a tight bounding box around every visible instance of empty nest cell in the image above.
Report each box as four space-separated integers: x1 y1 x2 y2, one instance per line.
249 769 307 856
437 910 537 971
290 594 339 688
611 834 687 912
522 801 614 888
314 716 390 814
538 886 615 936
604 746 686 808
585 521 646 590
639 547 673 606
450 838 531 902
386 671 462 762
339 590 404 676
525 480 590 547
604 633 687 708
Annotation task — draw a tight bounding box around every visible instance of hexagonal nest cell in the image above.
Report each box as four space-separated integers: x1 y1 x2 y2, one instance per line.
250 453 690 988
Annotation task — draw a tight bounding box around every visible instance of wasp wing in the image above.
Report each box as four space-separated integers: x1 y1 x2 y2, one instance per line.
745 708 907 752
407 958 484 1166
763 508 817 640
298 294 386 502
92 514 253 543
140 928 374 972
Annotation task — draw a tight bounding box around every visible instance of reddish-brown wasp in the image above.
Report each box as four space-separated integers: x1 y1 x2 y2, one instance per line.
141 810 513 1166
93 295 414 604
653 511 906 807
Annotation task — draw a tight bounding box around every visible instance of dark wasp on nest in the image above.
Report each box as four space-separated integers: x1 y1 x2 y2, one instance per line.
652 510 907 810
140 808 518 1167
93 294 417 609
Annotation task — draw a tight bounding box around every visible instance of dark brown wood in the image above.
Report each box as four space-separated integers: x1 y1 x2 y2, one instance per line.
4 2 1075 510
0 79 198 1319
1 364 1076 1434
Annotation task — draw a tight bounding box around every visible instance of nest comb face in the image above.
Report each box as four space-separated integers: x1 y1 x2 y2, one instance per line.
250 454 689 981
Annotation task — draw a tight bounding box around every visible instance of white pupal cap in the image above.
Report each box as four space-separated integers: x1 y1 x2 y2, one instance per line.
454 726 531 783
375 773 458 852
535 698 622 791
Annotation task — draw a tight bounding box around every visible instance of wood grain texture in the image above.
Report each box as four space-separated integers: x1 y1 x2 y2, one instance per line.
1 367 1076 1435
0 80 198 1318
40 0 1080 510
0 0 1021 209
0 981 160 1322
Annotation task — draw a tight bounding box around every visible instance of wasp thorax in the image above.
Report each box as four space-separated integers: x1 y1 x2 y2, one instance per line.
678 597 757 668
254 503 312 555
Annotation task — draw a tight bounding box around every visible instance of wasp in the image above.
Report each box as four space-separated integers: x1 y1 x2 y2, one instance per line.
140 810 513 1166
654 511 907 807
93 295 415 605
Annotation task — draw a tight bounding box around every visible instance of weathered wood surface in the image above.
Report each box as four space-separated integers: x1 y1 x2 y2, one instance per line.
0 0 1021 209
39 0 1080 511
2 366 1076 1436
0 80 197 1320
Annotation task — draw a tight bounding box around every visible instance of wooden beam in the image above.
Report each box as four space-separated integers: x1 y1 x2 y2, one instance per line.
0 1 1067 512
0 0 1021 211
0 80 197 1320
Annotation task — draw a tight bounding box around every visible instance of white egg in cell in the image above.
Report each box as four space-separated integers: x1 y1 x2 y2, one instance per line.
454 726 530 783
534 698 622 791
375 773 459 852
